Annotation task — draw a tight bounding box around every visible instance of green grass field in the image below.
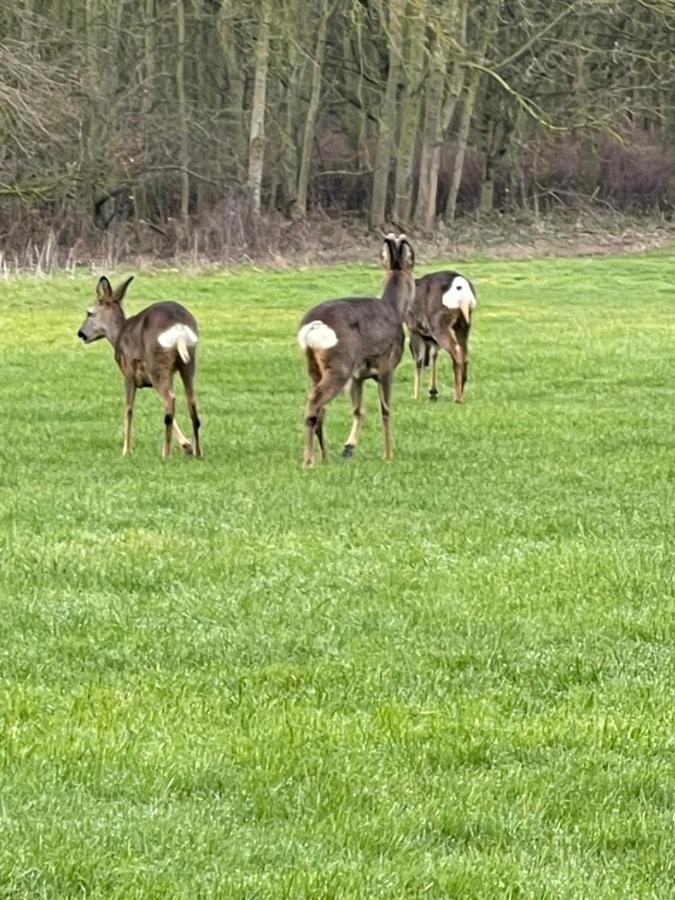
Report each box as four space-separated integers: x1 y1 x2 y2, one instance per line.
1 253 674 898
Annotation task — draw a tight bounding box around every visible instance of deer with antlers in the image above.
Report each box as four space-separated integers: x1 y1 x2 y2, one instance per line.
77 276 202 459
297 234 415 467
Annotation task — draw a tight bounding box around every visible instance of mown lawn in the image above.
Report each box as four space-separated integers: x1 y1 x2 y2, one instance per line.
1 253 674 898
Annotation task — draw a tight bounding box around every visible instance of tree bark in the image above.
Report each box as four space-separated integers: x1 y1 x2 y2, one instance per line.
445 73 482 222
279 38 301 214
294 0 331 218
341 15 370 171
142 0 155 116
217 1 247 176
248 0 271 215
392 0 425 225
413 0 467 230
369 0 405 230
176 0 189 225
413 32 445 230
445 0 499 222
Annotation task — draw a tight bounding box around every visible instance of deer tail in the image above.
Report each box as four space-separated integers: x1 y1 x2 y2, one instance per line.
176 335 190 363
157 323 198 362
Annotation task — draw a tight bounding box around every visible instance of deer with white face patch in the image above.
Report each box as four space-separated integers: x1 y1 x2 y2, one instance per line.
407 270 477 403
297 234 416 467
77 276 202 459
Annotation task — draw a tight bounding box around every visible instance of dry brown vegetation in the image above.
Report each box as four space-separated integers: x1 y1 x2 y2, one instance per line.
0 1 674 269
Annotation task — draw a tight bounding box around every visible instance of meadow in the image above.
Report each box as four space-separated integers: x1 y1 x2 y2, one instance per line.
1 253 674 898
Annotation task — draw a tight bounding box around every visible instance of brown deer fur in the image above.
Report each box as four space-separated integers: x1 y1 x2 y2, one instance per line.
77 276 201 459
298 234 415 467
407 271 477 403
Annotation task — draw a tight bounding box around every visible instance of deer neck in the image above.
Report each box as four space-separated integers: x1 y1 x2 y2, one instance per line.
383 270 414 321
105 305 127 348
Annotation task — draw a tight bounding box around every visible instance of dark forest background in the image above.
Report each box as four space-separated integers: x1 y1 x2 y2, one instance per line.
1 0 674 266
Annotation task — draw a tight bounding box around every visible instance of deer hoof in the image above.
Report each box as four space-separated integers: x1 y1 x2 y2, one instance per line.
181 442 194 456
428 390 438 402
341 444 355 458
454 396 463 405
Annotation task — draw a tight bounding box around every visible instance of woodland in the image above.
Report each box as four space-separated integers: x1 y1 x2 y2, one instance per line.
1 0 674 263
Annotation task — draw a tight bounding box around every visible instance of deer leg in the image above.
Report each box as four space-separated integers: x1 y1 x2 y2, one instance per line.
315 407 328 461
435 331 465 403
179 364 201 458
303 368 348 468
377 372 394 460
342 378 364 458
428 346 439 401
122 379 136 457
452 358 463 403
187 394 202 459
155 378 176 459
451 340 466 403
409 334 424 400
413 361 423 400
172 419 193 455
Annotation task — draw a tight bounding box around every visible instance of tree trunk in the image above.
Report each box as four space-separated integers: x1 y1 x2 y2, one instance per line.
369 0 405 230
142 0 155 116
413 36 445 230
217 1 247 177
277 38 300 213
176 0 189 225
84 0 104 198
439 0 468 139
392 1 425 225
413 0 466 230
445 0 499 222
248 0 271 215
341 18 370 171
479 135 496 216
445 75 481 222
294 0 331 219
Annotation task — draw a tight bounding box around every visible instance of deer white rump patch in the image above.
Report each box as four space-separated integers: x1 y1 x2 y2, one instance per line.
442 276 477 310
158 323 198 363
158 323 198 349
297 320 338 350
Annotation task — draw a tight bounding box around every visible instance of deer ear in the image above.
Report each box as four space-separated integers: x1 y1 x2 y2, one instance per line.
113 275 134 305
399 236 415 271
96 276 113 304
381 233 397 269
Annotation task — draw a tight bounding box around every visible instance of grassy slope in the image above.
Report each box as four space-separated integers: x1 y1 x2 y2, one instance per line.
1 255 674 898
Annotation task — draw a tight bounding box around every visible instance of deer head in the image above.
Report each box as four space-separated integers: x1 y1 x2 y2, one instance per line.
77 276 134 344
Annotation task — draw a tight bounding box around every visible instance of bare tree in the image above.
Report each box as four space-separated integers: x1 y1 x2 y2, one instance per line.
248 0 272 215
369 0 405 230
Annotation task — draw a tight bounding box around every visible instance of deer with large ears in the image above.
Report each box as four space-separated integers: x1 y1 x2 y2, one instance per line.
77 276 202 459
408 271 477 403
297 233 415 467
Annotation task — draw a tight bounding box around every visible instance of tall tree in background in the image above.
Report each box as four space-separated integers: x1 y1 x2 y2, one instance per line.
369 0 405 230
413 0 467 229
392 0 426 225
176 0 189 225
294 0 333 219
0 0 673 258
248 0 271 215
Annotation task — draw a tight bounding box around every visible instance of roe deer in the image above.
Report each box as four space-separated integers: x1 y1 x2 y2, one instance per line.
297 233 415 467
77 276 202 459
408 271 477 403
